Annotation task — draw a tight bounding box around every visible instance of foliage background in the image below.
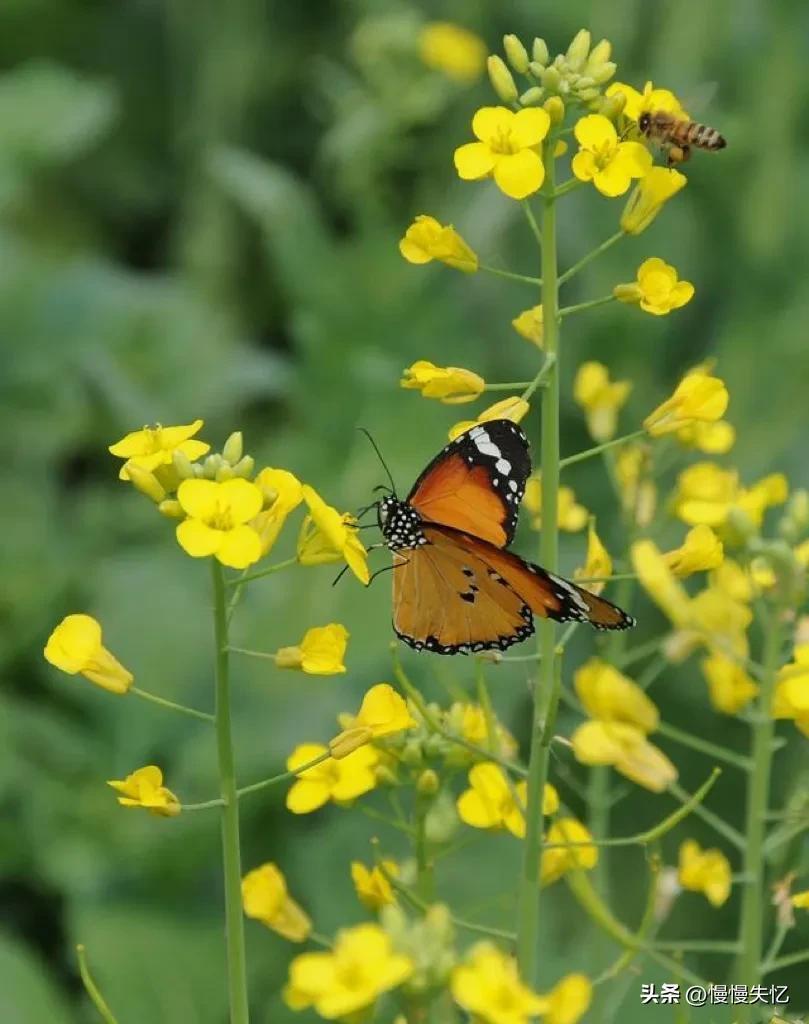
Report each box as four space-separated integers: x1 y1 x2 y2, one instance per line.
2 0 808 1021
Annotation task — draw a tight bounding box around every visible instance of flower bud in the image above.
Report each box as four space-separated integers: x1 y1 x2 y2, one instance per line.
487 55 518 103
503 34 529 74
400 739 423 767
215 464 236 482
543 95 565 124
126 463 166 503
586 39 612 68
424 790 459 845
203 453 223 478
565 29 591 71
532 37 549 65
172 449 196 480
726 505 757 544
158 498 184 519
222 431 243 465
416 769 440 796
598 90 627 120
232 455 255 479
578 87 600 102
590 61 617 84
520 86 545 106
540 65 562 92
528 61 546 78
329 726 373 759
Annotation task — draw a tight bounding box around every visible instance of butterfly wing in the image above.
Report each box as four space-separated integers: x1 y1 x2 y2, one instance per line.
392 526 535 654
405 420 531 548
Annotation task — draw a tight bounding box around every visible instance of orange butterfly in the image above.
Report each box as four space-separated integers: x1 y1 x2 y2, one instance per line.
375 419 635 654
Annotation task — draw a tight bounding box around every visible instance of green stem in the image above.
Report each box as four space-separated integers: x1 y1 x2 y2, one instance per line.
553 177 584 198
573 573 637 585
479 265 542 286
227 556 298 586
520 353 557 402
651 940 741 954
559 295 616 318
763 948 809 974
211 561 250 1024
237 751 332 800
657 720 752 772
517 138 560 986
669 780 745 851
559 230 624 286
131 686 214 723
736 608 784 1012
760 920 790 973
414 796 434 900
484 381 534 391
522 200 543 247
77 945 119 1024
559 430 646 470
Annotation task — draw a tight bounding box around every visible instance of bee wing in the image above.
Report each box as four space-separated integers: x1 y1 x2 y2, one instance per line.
676 81 719 119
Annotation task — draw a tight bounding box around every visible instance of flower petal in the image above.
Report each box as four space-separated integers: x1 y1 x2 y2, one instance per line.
454 142 496 180
176 518 222 558
471 106 514 142
574 114 617 151
510 107 551 147
571 150 597 182
216 525 262 569
492 150 544 199
177 478 219 519
218 478 264 524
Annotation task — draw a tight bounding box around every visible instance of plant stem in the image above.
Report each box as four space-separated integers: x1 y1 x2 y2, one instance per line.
669 780 746 850
236 751 332 800
516 136 560 986
559 430 646 470
479 265 542 286
559 230 624 285
736 608 784 1016
559 295 616 318
131 686 214 723
227 557 298 586
211 561 250 1024
656 720 752 772
484 381 534 391
77 945 119 1024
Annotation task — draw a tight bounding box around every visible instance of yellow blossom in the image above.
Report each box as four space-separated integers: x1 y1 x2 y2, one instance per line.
285 743 378 813
109 419 209 481
351 861 398 911
793 890 809 909
615 258 694 316
451 943 544 1024
457 762 558 839
298 485 370 585
620 166 687 234
672 462 740 527
449 703 518 759
773 646 809 739
106 765 180 817
678 839 732 907
676 419 736 455
400 360 485 403
449 396 530 441
571 720 677 792
511 304 544 347
710 559 754 603
571 114 652 197
524 478 588 532
454 106 550 200
573 521 612 595
284 923 413 1018
631 539 691 627
329 683 416 758
541 818 598 886
606 80 688 124
664 525 724 577
574 658 658 733
242 863 311 942
252 468 303 556
534 975 593 1024
399 215 478 272
275 624 349 675
615 444 656 527
736 473 789 529
573 362 631 441
700 652 758 715
44 614 133 695
419 22 486 83
643 374 728 437
176 478 263 569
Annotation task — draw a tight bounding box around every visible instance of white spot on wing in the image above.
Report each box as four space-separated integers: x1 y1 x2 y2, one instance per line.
495 458 511 474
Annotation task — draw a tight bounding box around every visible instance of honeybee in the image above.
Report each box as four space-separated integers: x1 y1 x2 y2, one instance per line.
637 110 726 166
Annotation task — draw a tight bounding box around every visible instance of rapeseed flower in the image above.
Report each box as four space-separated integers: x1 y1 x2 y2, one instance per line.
252 468 303 556
574 658 658 733
606 80 687 124
678 839 732 907
419 22 486 83
700 652 758 715
524 478 588 532
242 863 311 942
275 624 349 675
176 478 263 569
449 396 530 441
298 486 370 585
541 818 598 886
664 525 724 577
615 258 694 316
107 765 180 817
351 861 398 911
456 762 558 838
109 419 209 481
573 521 612 595
571 114 652 196
44 614 133 695
454 106 551 200
534 975 593 1024
621 166 687 234
572 720 677 792
400 360 485 403
643 374 728 437
573 362 631 441
511 304 543 347
285 743 378 813
399 216 478 272
451 943 544 1024
329 683 415 758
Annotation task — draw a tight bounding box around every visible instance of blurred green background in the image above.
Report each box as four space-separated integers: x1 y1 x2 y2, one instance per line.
3 0 809 1021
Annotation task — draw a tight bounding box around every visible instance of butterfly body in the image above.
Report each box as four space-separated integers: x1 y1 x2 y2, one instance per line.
376 420 634 655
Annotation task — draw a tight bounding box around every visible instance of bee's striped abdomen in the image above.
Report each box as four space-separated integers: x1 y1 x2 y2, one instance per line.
686 122 727 150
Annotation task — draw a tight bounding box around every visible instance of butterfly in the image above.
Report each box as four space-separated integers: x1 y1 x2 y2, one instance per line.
374 419 635 655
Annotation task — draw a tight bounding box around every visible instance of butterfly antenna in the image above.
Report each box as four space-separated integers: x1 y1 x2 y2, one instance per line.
357 427 397 497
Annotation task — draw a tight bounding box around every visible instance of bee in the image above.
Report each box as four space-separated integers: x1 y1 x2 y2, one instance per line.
637 110 726 166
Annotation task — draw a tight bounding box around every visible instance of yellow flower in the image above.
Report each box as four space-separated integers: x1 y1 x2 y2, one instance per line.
511 304 544 347
351 861 398 911
736 473 789 529
573 521 612 595
571 721 677 792
615 258 694 316
400 360 485 403
678 839 732 907
773 646 809 738
676 419 736 455
399 215 478 272
672 462 740 527
792 890 809 909
298 485 370 585
252 468 303 556
275 624 349 676
449 396 530 441
457 762 558 839
108 419 210 481
242 863 311 942
534 975 593 1024
644 374 728 437
615 444 656 527
176 478 263 569
631 539 692 627
44 614 133 695
606 80 688 124
454 106 551 200
664 525 724 577
571 114 652 197
284 923 413 1018
448 703 518 759
621 166 687 234
419 22 486 83
106 765 180 817
451 943 544 1024
524 478 588 532
329 683 416 758
573 362 632 442
541 818 598 886
286 743 378 813
710 558 754 603
574 658 658 733
700 652 758 715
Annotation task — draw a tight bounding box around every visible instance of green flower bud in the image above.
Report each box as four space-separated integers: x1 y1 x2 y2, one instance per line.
575 75 595 90
215 464 236 482
520 86 545 106
599 90 627 120
726 505 757 544
232 455 255 479
375 764 399 787
424 790 459 846
127 464 165 503
578 86 600 102
532 37 549 65
590 61 617 84
543 95 565 124
423 733 447 759
586 39 612 68
487 54 518 103
528 61 546 79
416 769 440 796
541 65 562 92
172 449 196 480
503 34 529 74
203 453 223 478
222 431 243 465
401 740 423 767
566 28 591 71
158 498 184 519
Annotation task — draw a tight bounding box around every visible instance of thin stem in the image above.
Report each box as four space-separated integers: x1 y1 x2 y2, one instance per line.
521 353 557 402
559 230 624 286
386 869 516 943
522 200 543 247
517 137 559 987
764 948 809 974
668 781 746 851
237 751 332 800
484 381 534 391
657 720 752 772
227 556 297 587
736 608 785 1012
182 797 225 812
479 265 542 286
559 430 646 470
228 646 277 661
760 920 790 973
131 686 214 723
77 945 119 1024
414 796 434 900
559 295 616 318
651 940 741 954
554 178 584 198
211 561 250 1024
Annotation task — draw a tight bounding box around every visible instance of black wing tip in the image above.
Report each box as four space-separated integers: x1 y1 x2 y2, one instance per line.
394 614 535 656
